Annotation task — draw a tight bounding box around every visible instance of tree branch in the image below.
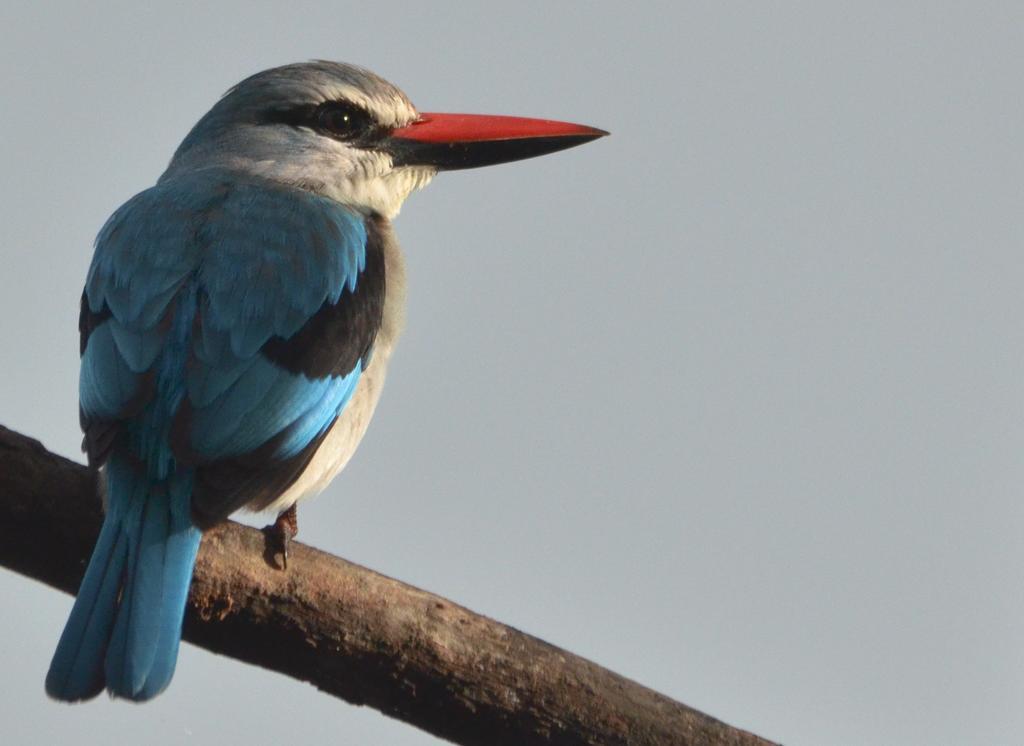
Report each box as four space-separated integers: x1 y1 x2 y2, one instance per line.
0 424 775 746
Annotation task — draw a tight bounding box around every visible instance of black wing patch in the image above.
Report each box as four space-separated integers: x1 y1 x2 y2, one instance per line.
79 292 112 355
187 422 331 530
260 217 386 379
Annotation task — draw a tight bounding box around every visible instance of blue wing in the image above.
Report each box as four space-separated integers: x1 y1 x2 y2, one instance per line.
56 172 385 700
80 171 385 523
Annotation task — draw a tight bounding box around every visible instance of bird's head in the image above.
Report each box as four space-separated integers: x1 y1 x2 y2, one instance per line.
162 61 606 218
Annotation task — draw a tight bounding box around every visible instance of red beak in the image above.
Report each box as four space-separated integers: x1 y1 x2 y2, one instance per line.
387 113 607 170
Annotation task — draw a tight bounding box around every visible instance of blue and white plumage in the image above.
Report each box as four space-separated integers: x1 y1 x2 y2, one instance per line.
46 61 605 702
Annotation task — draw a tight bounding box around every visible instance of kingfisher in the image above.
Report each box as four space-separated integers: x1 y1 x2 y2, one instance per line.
45 61 605 702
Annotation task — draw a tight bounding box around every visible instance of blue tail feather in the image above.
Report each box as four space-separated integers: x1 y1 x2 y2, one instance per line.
46 460 201 702
45 516 128 701
137 507 203 700
105 487 167 696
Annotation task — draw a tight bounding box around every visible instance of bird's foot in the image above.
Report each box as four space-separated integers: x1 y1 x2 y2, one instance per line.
263 505 298 570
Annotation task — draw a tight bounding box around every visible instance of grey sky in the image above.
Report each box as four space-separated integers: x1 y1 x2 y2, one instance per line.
1 2 1022 744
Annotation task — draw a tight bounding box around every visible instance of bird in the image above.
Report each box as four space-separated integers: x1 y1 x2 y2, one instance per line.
45 61 605 702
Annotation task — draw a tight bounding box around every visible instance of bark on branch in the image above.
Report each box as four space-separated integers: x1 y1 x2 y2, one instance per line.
0 424 775 746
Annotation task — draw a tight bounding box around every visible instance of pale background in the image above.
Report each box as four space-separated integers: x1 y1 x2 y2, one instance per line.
1 2 1021 744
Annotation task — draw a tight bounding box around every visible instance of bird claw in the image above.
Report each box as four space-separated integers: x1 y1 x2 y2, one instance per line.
263 505 298 570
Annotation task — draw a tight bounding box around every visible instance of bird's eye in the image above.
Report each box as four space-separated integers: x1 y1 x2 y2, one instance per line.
315 101 372 139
